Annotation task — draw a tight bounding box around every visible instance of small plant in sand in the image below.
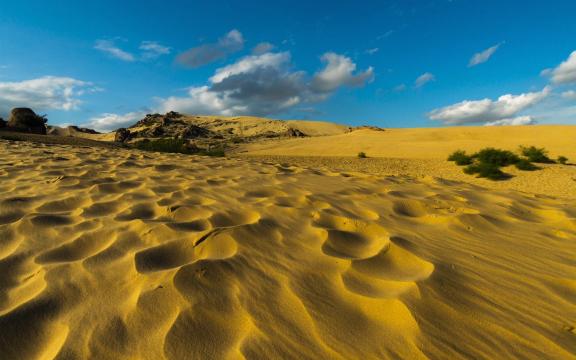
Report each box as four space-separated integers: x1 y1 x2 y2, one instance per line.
463 162 510 180
557 155 568 165
357 152 367 158
515 159 540 171
447 150 473 165
519 146 554 164
474 148 520 167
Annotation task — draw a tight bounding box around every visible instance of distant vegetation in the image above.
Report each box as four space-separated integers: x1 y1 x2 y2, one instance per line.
448 146 568 181
357 152 367 158
519 146 554 164
133 138 226 157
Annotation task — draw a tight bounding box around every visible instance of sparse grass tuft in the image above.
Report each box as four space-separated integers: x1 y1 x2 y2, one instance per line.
357 152 367 158
519 145 554 163
447 150 473 165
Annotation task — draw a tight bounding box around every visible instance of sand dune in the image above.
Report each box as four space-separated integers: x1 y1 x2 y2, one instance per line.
240 125 576 159
0 138 574 359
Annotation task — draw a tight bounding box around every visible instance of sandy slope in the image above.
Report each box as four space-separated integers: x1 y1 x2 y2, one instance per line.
240 125 576 159
0 139 574 359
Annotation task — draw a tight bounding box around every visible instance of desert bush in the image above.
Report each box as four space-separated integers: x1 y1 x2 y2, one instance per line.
463 162 510 180
557 155 568 165
134 138 196 154
515 159 539 171
519 146 554 163
199 148 226 157
447 150 473 165
357 152 367 158
474 148 519 166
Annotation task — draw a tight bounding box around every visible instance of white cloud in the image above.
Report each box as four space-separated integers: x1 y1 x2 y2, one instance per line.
366 48 379 55
393 84 407 92
176 29 244 68
561 90 576 100
468 43 502 67
546 51 576 84
83 111 146 132
210 52 290 83
311 52 374 93
484 116 536 126
94 40 135 62
428 86 551 125
252 42 275 55
0 76 95 116
139 41 171 59
414 72 435 88
157 51 374 116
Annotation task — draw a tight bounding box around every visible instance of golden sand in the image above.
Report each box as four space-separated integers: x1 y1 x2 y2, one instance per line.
0 138 574 359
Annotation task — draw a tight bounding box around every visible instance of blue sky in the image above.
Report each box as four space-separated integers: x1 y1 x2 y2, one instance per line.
1 0 576 131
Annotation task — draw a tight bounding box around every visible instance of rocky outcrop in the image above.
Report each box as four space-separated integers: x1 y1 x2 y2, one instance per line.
7 108 47 134
0 118 6 128
68 125 100 134
114 128 131 142
285 128 307 137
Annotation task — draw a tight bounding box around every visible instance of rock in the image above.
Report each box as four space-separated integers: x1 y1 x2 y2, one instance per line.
114 128 131 142
285 128 307 137
67 125 100 134
177 125 210 139
0 118 6 128
7 108 47 134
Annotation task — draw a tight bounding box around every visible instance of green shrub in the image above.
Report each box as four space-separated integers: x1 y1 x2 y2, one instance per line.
519 146 554 163
515 159 539 171
357 152 367 158
474 148 519 166
557 156 568 165
134 138 196 154
199 148 226 157
463 162 510 180
447 150 473 165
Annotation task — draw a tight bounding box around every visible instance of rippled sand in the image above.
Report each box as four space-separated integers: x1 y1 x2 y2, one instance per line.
0 140 575 359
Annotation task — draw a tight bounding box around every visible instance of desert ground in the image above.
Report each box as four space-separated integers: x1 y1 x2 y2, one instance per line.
0 122 575 359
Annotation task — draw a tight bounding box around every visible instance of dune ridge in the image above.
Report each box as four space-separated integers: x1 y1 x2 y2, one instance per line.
0 139 575 359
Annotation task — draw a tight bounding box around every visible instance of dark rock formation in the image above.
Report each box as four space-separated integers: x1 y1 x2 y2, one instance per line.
177 125 210 139
114 128 131 142
0 118 6 128
285 128 307 137
68 125 100 134
7 108 47 134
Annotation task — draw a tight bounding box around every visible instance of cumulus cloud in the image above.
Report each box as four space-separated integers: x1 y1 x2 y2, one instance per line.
252 42 275 55
94 40 135 62
139 41 171 60
310 53 374 93
468 43 502 67
484 116 536 126
0 76 95 116
428 86 551 125
545 51 576 84
157 51 374 116
414 72 435 88
562 90 576 100
176 30 244 68
83 111 146 132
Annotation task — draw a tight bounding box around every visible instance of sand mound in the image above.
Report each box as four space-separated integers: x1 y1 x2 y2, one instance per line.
0 139 574 359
